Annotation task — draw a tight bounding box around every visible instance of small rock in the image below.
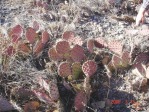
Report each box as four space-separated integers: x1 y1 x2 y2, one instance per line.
141 24 149 30
98 101 105 109
0 97 15 111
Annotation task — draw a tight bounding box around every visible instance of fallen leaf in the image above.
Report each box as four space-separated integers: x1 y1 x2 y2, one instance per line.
24 101 39 112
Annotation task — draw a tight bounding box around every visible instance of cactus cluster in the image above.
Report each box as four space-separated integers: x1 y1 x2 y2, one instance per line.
86 37 123 56
48 39 85 63
33 76 59 106
4 28 148 112
107 51 131 71
47 31 98 111
4 23 50 57
46 31 133 111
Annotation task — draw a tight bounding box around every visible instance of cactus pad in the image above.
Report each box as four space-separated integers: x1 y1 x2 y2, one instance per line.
132 53 149 76
72 62 82 80
11 34 20 43
133 53 149 65
121 51 131 67
112 55 122 68
49 81 59 101
18 42 31 54
82 60 97 77
58 62 72 77
33 21 39 31
108 40 123 55
26 27 36 44
34 40 44 56
48 47 62 61
62 31 75 41
74 91 87 111
94 37 107 48
87 39 94 53
42 31 49 44
9 25 23 37
56 40 70 55
71 45 85 62
33 90 54 105
132 63 146 77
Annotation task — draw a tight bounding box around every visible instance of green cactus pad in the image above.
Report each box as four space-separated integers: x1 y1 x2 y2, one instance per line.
72 62 82 80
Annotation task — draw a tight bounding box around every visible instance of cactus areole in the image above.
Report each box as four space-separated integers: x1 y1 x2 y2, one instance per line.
82 60 97 77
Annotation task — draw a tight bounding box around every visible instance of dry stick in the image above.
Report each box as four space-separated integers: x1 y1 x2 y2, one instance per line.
104 64 112 112
82 102 97 112
104 64 111 105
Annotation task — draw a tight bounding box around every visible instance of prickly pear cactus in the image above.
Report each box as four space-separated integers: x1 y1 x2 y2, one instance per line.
9 25 23 37
58 62 72 77
33 40 44 56
71 45 85 62
49 81 60 101
82 60 97 77
11 35 20 43
62 31 83 46
133 53 149 66
33 21 39 31
112 55 122 68
132 53 149 76
55 40 70 56
48 47 62 61
94 37 107 48
42 31 49 44
74 91 87 111
62 31 75 41
26 27 36 44
72 62 82 80
87 39 94 53
107 40 123 55
17 42 31 54
121 51 131 67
